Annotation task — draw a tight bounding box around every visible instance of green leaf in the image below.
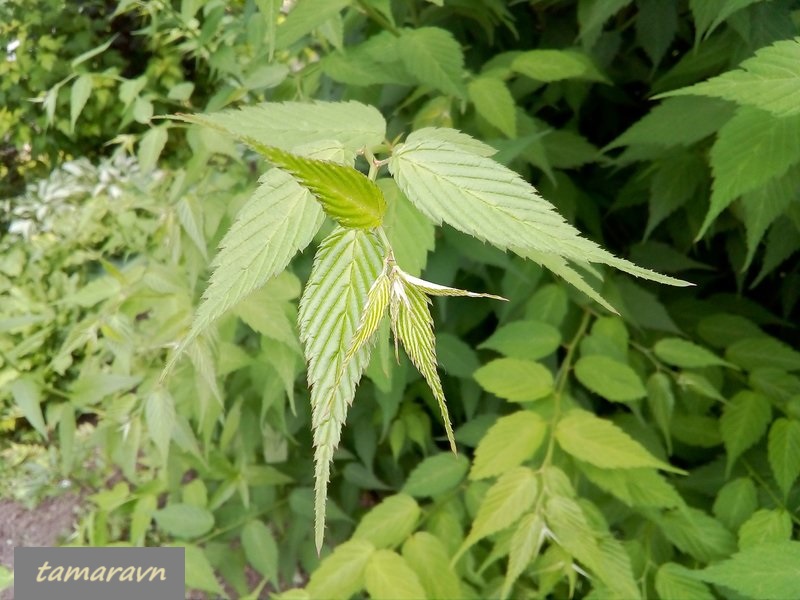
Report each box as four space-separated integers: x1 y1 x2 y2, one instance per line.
154 504 214 538
726 336 800 372
402 533 462 600
699 107 800 238
690 0 766 41
298 227 384 552
275 0 350 49
184 544 224 595
436 333 480 378
241 520 278 582
646 372 674 453
636 0 678 66
173 100 386 152
389 138 689 312
697 313 763 348
768 418 800 499
364 550 427 600
738 509 793 549
352 494 421 549
653 338 733 369
459 466 539 556
137 125 168 172
658 37 800 117
406 127 497 157
10 377 47 438
163 168 324 375
574 355 646 402
577 0 633 47
305 539 375 600
403 453 469 497
469 76 516 137
578 463 684 509
512 49 608 83
380 178 435 276
479 320 561 361
698 541 800 600
720 390 771 474
0 565 12 592
70 74 93 132
713 478 757 531
398 27 466 98
257 145 386 229
502 513 546 599
556 409 682 473
654 508 737 562
655 563 714 600
470 411 547 480
474 358 553 402
145 388 175 462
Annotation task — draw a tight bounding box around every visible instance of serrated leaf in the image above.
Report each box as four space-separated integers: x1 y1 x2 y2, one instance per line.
172 100 386 152
577 0 633 47
636 0 678 67
458 466 538 557
364 550 427 600
738 509 793 549
578 463 684 509
258 145 386 229
690 0 766 42
470 411 547 480
768 418 800 499
556 409 682 473
138 126 168 172
657 37 800 117
402 533 462 600
145 388 175 462
352 494 421 549
184 544 224 595
154 504 214 538
10 377 47 438
479 320 561 361
698 541 800 600
713 477 757 531
574 355 646 402
654 338 733 369
299 228 384 552
655 563 714 600
389 139 689 311
726 336 800 372
406 127 497 157
403 453 469 497
474 358 554 402
502 513 546 599
274 0 350 50
305 539 375 600
163 168 324 376
399 27 466 98
241 520 278 582
720 390 771 474
70 74 93 132
512 49 608 83
380 178 435 276
469 76 516 137
654 507 737 562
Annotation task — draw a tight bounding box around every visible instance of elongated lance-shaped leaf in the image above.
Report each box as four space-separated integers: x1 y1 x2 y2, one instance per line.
258 144 387 229
392 276 457 454
298 227 384 553
343 267 392 367
162 168 324 378
389 138 691 310
397 269 507 301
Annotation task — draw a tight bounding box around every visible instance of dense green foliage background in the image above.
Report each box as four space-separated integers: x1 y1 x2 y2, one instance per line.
2 1 800 598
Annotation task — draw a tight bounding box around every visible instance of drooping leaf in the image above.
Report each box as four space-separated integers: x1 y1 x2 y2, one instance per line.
474 358 554 402
352 494 421 549
305 539 375 600
658 37 800 118
577 0 633 47
298 227 384 552
767 418 800 499
274 0 351 49
720 390 771 474
501 513 546 599
470 411 547 480
10 377 47 438
145 388 175 463
403 453 469 497
690 0 766 42
469 76 517 137
574 355 646 402
578 463 684 509
653 338 733 369
69 74 93 131
380 179 435 276
698 541 800 600
713 477 757 531
556 409 683 473
184 544 224 596
398 27 467 98
364 550 427 600
241 520 278 582
402 533 462 600
636 0 678 66
654 507 737 562
512 49 609 83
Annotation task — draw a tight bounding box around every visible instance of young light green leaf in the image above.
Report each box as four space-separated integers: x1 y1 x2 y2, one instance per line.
474 358 554 402
556 409 683 473
698 541 800 600
397 269 506 301
10 377 47 438
145 388 175 463
70 74 93 132
352 494 421 549
380 178 435 276
241 520 278 582
738 509 793 549
402 533 462 600
512 49 609 83
257 144 386 229
364 550 427 600
501 513 546 600
172 100 386 152
720 391 771 474
305 539 375 600
162 168 324 377
405 127 497 157
469 76 516 137
403 453 469 497
655 563 715 600
399 27 466 98
574 355 646 403
458 466 539 558
470 411 547 480
479 320 562 361
767 418 800 499
653 338 733 369
299 228 384 552
137 126 168 172
657 37 800 117
389 138 689 312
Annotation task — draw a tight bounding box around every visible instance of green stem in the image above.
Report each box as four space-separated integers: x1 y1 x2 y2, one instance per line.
742 458 800 526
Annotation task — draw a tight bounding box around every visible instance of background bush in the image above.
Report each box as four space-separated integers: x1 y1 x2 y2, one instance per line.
1 1 799 598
